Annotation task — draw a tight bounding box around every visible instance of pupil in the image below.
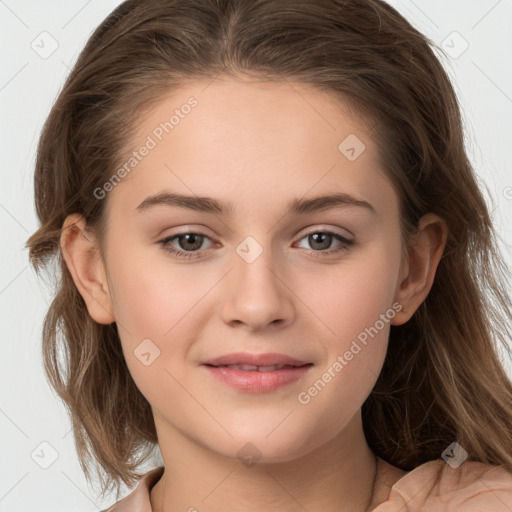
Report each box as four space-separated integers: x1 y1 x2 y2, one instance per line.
311 233 330 250
181 234 202 250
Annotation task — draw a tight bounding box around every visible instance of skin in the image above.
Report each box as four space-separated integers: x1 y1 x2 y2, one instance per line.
60 77 447 511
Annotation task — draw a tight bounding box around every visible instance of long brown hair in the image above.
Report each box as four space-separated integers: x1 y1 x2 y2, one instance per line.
25 0 512 500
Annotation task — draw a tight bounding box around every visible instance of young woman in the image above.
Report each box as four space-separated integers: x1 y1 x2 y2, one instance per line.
26 0 512 510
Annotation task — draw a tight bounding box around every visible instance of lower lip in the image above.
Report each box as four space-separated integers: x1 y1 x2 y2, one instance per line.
201 364 313 393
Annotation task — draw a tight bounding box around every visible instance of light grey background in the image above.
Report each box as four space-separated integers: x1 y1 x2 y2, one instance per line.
1 1 511 510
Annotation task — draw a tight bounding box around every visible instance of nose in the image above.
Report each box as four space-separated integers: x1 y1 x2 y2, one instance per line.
220 244 296 332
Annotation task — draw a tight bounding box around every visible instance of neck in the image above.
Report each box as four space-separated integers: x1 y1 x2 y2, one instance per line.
150 412 393 512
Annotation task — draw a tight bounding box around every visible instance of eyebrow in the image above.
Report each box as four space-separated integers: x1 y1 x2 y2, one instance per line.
136 191 376 217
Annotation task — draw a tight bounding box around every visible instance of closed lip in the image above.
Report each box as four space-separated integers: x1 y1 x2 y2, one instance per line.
202 352 312 367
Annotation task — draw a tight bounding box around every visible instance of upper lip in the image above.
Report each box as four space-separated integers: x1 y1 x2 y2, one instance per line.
202 352 311 367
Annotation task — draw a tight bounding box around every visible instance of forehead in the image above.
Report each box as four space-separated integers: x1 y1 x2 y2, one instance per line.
134 77 374 152
105 78 394 218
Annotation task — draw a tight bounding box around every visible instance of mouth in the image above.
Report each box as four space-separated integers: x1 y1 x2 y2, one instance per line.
202 351 311 367
206 363 310 372
201 352 314 393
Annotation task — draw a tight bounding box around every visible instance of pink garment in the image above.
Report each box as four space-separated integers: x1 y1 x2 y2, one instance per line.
103 459 512 511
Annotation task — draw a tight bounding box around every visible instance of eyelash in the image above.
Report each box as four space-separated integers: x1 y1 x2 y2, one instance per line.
157 230 354 260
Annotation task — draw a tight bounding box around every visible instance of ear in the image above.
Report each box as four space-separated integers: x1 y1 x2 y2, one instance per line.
391 213 448 325
60 213 115 325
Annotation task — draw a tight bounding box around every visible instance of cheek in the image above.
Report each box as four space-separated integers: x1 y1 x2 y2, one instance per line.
106 251 196 405
293 237 402 415
300 240 401 344
107 243 207 338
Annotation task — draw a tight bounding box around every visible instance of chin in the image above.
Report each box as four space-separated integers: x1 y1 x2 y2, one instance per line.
206 427 319 466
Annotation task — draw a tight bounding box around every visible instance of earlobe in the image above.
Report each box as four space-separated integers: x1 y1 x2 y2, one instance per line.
391 213 448 325
60 213 115 325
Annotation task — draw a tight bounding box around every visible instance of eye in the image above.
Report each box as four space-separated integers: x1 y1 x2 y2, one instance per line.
295 231 354 257
158 232 214 259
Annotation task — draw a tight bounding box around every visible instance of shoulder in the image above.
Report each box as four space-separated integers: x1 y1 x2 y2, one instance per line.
374 459 512 511
101 466 165 512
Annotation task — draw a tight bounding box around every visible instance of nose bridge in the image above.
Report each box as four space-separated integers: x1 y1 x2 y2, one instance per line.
220 234 294 330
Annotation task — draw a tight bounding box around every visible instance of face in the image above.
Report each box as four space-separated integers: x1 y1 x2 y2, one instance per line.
99 78 405 462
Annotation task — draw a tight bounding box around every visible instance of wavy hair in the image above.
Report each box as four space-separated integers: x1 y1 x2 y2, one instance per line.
25 0 512 500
